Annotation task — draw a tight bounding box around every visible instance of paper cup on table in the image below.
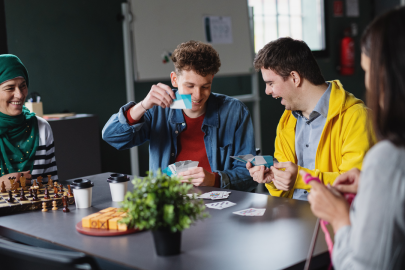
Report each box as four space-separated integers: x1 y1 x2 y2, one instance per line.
70 179 94 208
107 174 130 202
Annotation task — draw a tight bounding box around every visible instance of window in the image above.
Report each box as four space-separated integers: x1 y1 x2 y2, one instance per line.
248 0 326 53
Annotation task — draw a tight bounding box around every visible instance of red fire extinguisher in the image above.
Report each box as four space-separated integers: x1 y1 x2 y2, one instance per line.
340 28 355 75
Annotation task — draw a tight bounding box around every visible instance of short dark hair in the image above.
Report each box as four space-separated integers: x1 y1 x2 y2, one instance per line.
171 40 221 77
361 6 405 146
253 37 325 85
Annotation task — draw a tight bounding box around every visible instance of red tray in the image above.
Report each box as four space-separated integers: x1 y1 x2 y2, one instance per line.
76 221 140 236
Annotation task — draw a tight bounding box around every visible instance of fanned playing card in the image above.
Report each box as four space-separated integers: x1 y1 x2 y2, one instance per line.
231 155 274 168
162 160 199 176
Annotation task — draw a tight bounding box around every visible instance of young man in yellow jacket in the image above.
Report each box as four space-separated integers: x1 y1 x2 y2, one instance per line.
247 37 375 200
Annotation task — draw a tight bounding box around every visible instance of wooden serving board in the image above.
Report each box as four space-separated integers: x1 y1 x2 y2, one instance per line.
76 221 140 236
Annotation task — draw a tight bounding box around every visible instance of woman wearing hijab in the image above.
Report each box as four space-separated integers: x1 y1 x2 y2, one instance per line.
0 54 58 188
304 6 405 270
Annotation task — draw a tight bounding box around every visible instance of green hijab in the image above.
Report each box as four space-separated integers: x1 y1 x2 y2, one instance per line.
0 54 39 176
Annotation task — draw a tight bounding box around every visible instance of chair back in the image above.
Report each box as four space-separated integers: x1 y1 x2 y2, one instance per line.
0 238 100 270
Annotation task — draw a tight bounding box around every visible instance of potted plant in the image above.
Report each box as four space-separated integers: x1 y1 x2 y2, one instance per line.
120 170 208 256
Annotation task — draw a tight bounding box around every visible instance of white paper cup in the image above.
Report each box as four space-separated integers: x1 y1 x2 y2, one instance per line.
70 179 94 208
107 174 130 202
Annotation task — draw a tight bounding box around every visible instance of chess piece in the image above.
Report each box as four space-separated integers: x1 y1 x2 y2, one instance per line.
9 178 14 190
44 188 50 199
14 187 21 197
1 181 6 193
19 187 27 201
20 174 26 188
37 176 43 188
47 175 53 187
58 183 63 193
62 192 70 213
53 186 60 198
20 176 27 190
35 184 42 194
42 202 48 212
13 182 20 194
32 188 39 201
6 190 15 203
28 188 33 198
52 200 58 210
67 185 74 197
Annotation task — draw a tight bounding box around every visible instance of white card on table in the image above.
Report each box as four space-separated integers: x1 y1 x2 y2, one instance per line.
205 201 236 210
233 208 266 216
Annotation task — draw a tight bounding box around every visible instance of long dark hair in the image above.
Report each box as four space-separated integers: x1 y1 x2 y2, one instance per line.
362 6 405 146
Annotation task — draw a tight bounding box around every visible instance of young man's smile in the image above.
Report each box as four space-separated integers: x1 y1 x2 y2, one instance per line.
171 69 213 118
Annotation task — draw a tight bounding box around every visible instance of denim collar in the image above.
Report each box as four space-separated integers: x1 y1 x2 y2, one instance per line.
169 92 219 128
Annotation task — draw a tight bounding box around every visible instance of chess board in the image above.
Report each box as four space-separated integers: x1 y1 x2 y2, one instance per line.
0 186 75 216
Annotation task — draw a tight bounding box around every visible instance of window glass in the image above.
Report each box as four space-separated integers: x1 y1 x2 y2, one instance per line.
248 0 325 52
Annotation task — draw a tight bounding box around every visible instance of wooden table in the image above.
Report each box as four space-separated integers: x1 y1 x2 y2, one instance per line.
0 173 329 270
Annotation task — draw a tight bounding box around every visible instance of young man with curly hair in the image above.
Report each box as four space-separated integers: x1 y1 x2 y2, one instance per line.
103 40 257 191
247 37 375 200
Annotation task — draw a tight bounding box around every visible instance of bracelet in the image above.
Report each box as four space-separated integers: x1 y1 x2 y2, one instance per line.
140 100 148 112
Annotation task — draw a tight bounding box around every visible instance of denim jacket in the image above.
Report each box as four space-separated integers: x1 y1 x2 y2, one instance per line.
102 92 257 191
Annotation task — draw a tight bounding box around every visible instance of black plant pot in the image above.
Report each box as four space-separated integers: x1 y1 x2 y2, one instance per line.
152 229 182 256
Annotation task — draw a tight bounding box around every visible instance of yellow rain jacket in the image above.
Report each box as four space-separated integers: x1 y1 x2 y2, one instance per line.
266 80 375 198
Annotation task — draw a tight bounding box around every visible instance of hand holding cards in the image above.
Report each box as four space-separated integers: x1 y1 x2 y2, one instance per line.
163 160 199 176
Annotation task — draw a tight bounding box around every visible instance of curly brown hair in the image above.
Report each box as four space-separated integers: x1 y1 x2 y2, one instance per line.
171 40 221 76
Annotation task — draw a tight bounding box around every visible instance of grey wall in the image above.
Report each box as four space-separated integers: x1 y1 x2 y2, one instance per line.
0 0 7 54
375 0 402 16
4 0 131 177
4 0 375 178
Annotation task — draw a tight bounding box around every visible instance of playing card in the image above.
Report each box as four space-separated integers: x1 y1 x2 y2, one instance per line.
197 191 231 200
231 154 274 168
252 156 267 165
205 201 236 210
198 193 211 199
187 161 199 169
208 191 231 200
186 193 199 199
230 154 255 163
169 164 177 175
170 92 192 109
233 208 266 216
163 160 199 177
162 166 173 176
251 156 273 167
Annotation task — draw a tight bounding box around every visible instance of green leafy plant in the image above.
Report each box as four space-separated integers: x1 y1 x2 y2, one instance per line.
120 169 209 232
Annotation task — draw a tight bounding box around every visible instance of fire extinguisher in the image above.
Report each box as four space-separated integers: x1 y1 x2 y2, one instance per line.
340 28 355 75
